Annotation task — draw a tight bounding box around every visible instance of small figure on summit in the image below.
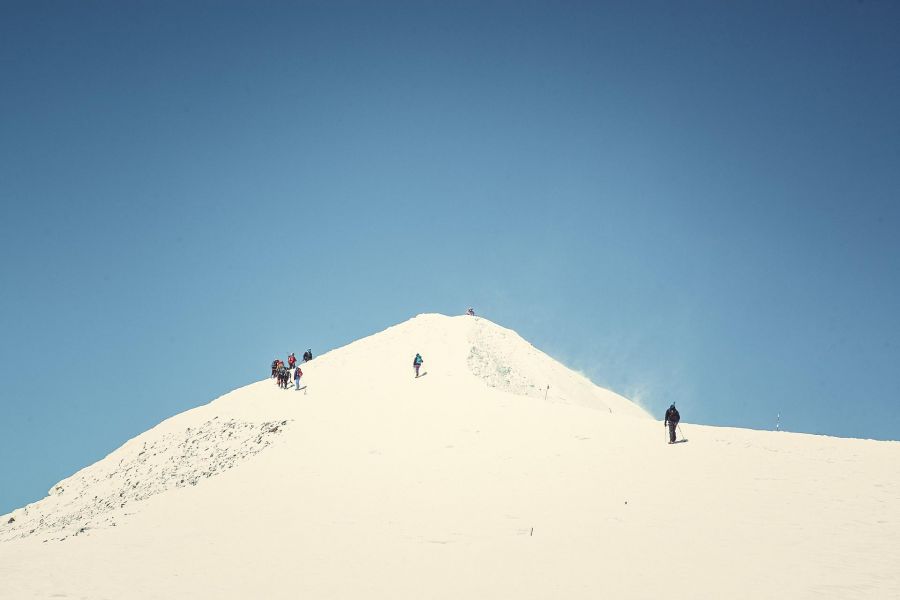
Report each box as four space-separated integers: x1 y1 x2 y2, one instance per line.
413 353 424 378
466 307 475 316
664 404 681 444
294 365 303 391
303 349 313 362
288 352 297 369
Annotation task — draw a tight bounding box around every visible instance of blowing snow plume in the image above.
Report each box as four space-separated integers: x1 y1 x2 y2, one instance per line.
2 313 898 599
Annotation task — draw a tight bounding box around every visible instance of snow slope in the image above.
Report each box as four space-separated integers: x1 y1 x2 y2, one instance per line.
1 314 898 599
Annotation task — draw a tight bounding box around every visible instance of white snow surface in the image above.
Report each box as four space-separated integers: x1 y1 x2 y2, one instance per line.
1 313 899 599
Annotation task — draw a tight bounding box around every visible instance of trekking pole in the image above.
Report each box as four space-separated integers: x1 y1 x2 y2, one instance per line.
677 424 684 441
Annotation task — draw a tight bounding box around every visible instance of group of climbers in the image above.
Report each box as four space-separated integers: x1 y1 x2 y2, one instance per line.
271 351 309 391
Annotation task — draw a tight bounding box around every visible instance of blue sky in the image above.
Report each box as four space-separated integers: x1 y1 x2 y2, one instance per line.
2 0 899 513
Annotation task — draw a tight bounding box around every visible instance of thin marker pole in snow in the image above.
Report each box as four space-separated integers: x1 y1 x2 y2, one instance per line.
776 413 781 432
544 385 549 402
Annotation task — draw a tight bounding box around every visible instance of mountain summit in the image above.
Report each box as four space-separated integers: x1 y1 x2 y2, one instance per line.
1 314 646 544
2 314 898 599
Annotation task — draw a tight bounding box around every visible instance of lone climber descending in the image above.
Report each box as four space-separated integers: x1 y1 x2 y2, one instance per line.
664 404 680 444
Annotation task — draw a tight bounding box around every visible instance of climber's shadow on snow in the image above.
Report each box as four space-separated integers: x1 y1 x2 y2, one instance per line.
672 439 689 444
416 372 428 378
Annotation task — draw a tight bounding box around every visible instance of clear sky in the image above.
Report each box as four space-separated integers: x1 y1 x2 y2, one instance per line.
2 0 899 514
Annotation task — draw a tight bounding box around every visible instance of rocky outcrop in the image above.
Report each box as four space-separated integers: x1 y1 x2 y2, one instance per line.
1 417 289 542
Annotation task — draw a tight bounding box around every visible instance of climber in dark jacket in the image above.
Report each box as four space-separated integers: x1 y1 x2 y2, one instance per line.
664 404 680 444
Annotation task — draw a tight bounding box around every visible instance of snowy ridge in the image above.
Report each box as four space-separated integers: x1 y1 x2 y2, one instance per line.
2 313 898 600
2 416 289 542
2 314 644 542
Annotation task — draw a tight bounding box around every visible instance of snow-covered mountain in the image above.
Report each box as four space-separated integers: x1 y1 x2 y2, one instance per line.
2 314 898 599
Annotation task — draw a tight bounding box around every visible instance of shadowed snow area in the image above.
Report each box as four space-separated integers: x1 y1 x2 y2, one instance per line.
1 314 898 600
466 317 645 415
